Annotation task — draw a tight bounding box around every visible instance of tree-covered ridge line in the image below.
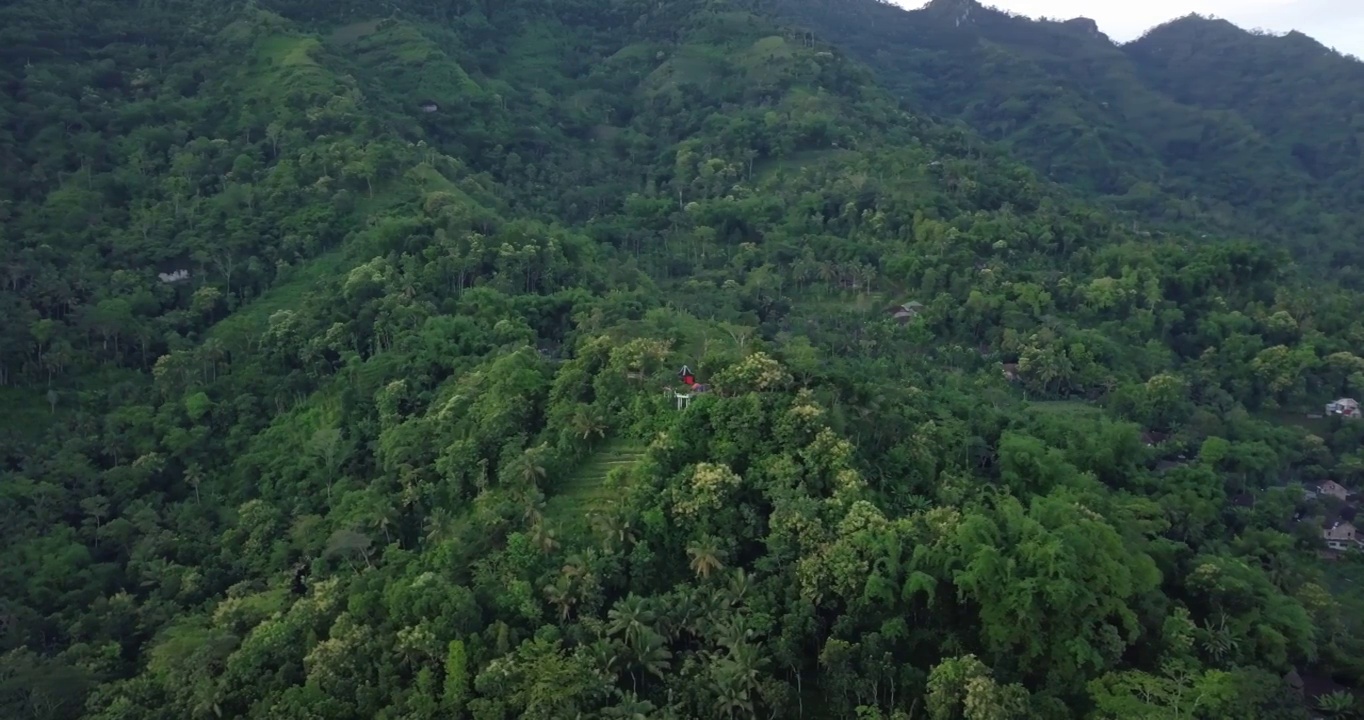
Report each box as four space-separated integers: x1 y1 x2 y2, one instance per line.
769 0 1364 287
3 0 1364 718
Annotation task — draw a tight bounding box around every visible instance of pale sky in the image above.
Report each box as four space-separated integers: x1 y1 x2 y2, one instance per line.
895 0 1364 58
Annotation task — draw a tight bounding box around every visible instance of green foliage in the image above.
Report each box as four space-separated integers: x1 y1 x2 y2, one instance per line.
771 0 1364 286
444 639 469 713
2 0 1363 719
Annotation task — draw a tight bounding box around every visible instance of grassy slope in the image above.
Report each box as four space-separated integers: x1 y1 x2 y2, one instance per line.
204 164 454 343
1027 399 1102 417
206 15 478 344
545 439 647 534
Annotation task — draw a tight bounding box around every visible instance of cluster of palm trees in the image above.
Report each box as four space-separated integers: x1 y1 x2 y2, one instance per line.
590 576 775 718
520 467 777 719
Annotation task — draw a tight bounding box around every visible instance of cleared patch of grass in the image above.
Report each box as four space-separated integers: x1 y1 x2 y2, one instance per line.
1255 408 1335 435
1028 399 1103 417
686 8 769 46
754 148 858 179
258 34 320 66
736 35 798 83
206 248 350 344
242 35 347 104
789 291 887 315
207 163 457 344
545 439 647 535
605 42 659 66
405 162 462 195
346 21 470 75
641 45 725 96
328 19 385 45
330 20 480 125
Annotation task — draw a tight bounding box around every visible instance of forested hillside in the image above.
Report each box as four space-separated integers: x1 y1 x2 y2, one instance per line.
771 0 1364 285
3 0 1364 718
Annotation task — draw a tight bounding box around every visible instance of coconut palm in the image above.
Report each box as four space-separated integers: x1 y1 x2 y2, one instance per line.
603 694 657 720
1315 691 1356 717
607 594 656 650
571 406 609 443
522 486 546 526
630 630 673 689
687 536 725 579
529 519 559 554
724 568 751 607
505 444 548 490
423 508 456 545
710 640 769 718
370 503 399 545
543 574 576 621
592 510 638 553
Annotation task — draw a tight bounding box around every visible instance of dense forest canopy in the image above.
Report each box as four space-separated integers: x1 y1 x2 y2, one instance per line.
771 0 1364 287
3 0 1364 718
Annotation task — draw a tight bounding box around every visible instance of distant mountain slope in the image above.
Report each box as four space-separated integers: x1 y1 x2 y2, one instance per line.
1127 16 1364 186
772 0 1364 282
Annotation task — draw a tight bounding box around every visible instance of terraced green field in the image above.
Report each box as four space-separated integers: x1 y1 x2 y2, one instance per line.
545 440 647 535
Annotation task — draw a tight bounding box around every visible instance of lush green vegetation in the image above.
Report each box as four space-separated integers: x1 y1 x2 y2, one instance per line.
772 0 1364 287
3 0 1364 718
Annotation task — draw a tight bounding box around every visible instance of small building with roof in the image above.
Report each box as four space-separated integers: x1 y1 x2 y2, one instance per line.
887 301 924 324
1323 521 1361 552
1325 398 1360 418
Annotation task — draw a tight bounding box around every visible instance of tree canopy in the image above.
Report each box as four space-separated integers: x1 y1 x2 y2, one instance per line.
2 0 1363 718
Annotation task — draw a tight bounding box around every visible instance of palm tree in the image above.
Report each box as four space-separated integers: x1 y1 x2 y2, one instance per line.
1315 691 1356 717
561 552 591 582
1263 552 1294 590
371 503 399 545
1197 614 1239 664
632 631 673 685
507 445 547 489
603 694 656 720
544 574 576 621
530 519 559 554
560 553 601 612
724 568 752 608
185 465 204 504
818 260 840 295
592 511 638 553
608 632 673 696
200 337 226 381
523 487 547 527
855 263 877 299
726 641 769 691
423 508 455 545
903 495 932 513
680 586 725 640
712 672 753 719
711 641 769 718
688 536 725 580
572 406 608 444
713 615 761 653
325 528 375 572
607 594 656 650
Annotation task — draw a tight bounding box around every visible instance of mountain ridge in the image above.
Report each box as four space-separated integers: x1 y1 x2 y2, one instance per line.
905 0 1364 61
776 0 1364 282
